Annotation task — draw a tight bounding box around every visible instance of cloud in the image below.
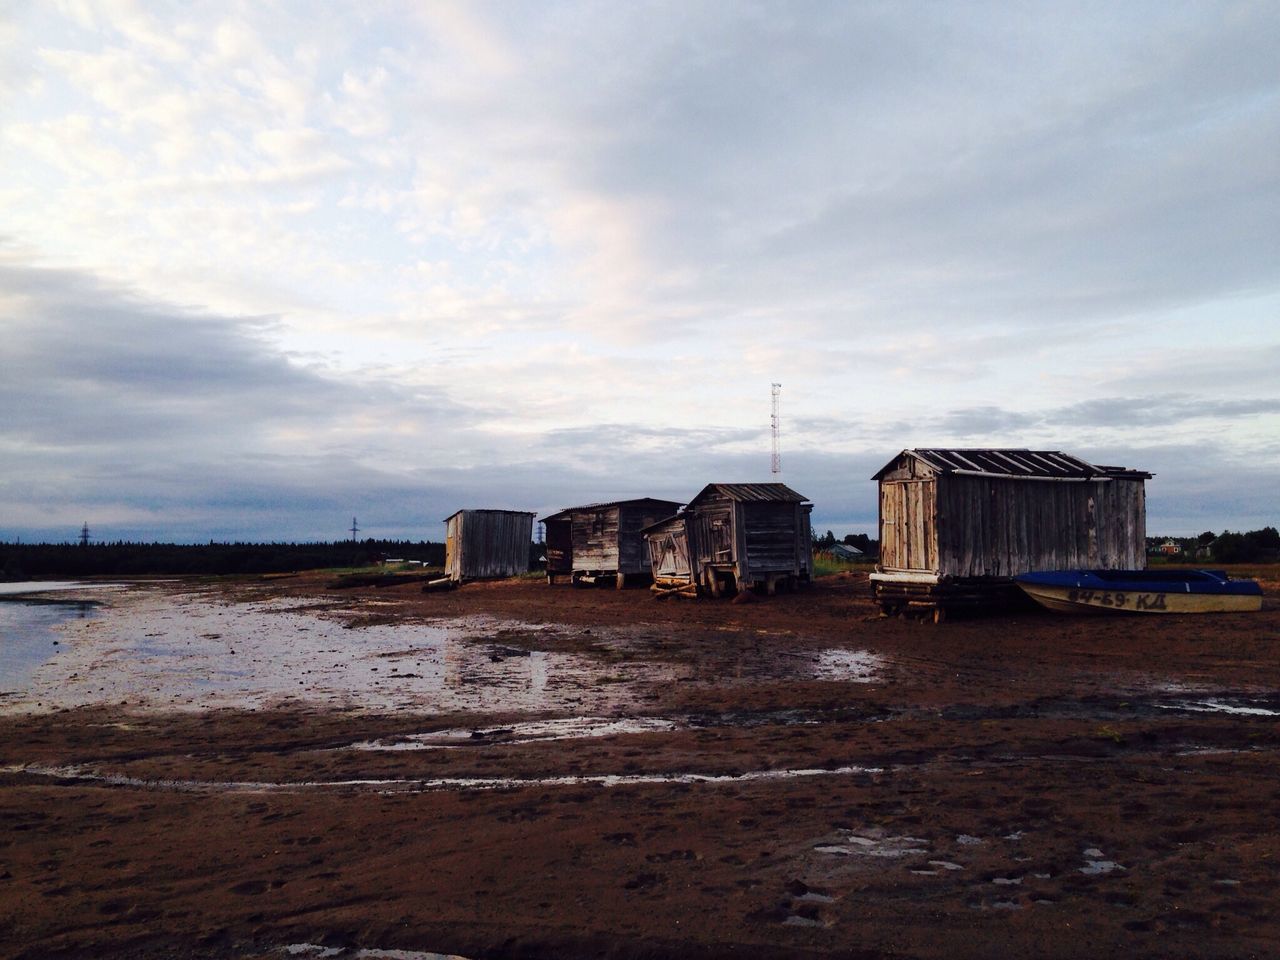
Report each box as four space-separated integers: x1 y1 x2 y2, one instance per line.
2 3 1279 540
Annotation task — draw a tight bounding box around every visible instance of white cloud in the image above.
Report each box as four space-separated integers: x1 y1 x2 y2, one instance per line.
1 1 1277 539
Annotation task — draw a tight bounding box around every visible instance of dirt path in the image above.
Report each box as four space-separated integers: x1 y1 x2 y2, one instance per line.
1 571 1278 959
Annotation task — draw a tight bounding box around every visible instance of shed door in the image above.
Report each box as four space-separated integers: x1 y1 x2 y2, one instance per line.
445 518 460 579
882 481 934 572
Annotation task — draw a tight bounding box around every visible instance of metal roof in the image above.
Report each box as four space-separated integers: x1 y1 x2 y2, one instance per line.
872 449 1152 481
539 497 684 524
443 508 537 522
689 482 810 504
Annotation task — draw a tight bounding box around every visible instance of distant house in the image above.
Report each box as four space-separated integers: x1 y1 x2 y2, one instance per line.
830 542 866 562
870 448 1151 618
643 483 813 596
1160 539 1181 556
540 498 683 587
443 509 535 583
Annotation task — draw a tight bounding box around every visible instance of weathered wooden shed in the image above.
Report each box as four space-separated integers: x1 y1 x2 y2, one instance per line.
870 448 1152 618
647 483 813 596
443 509 535 583
540 498 683 587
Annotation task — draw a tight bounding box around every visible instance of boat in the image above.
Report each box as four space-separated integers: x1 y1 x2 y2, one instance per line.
1015 569 1263 614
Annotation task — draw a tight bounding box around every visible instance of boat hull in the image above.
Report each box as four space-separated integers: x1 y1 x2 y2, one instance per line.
1015 569 1263 615
1016 582 1262 615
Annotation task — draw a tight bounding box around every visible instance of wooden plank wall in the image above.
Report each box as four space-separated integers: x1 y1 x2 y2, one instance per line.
448 511 533 581
544 518 572 574
646 518 692 581
933 476 1146 577
617 504 675 574
690 499 734 570
571 507 621 573
741 502 806 579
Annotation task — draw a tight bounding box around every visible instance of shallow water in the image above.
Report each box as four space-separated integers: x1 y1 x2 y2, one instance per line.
352 716 682 751
0 598 100 695
0 581 111 596
284 946 469 960
1 585 883 715
0 588 681 715
1156 697 1280 717
12 760 884 793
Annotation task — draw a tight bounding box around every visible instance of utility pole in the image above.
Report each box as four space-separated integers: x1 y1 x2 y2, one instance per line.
350 516 360 542
79 522 91 547
770 383 782 476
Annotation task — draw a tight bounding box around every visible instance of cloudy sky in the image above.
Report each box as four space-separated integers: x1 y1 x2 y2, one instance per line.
2 1 1277 543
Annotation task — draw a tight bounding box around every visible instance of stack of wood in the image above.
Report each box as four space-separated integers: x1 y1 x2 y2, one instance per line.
650 582 698 600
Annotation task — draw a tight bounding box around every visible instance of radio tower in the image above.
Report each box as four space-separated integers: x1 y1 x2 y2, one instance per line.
770 383 782 476
349 516 360 542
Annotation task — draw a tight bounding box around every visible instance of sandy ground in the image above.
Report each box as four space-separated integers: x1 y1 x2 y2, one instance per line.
1 569 1279 960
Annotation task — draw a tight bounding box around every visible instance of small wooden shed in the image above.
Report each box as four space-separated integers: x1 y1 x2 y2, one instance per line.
540 498 683 587
645 483 812 596
870 448 1152 617
443 509 535 583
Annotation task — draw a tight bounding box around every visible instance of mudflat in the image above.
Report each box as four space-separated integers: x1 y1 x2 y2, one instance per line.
2 569 1278 959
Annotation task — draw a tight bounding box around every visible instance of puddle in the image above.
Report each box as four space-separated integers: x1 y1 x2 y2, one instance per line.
12 761 883 794
0 587 679 715
1079 848 1125 875
782 915 825 928
284 946 469 960
352 716 681 751
0 595 102 694
809 649 882 682
0 581 119 596
815 830 928 858
1155 697 1280 717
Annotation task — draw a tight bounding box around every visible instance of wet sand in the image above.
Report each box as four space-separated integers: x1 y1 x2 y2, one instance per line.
1 570 1278 959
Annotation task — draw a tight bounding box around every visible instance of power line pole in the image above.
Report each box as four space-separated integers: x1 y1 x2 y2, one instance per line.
350 516 360 542
770 383 782 476
79 522 91 547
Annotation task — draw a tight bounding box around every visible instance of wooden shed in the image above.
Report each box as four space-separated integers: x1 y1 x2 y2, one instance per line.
870 448 1152 618
645 483 812 596
443 509 535 583
540 498 683 587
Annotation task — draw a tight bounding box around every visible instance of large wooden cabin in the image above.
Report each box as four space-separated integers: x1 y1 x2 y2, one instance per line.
870 448 1151 618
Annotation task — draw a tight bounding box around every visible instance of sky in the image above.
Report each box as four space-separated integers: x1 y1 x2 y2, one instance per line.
1 0 1278 543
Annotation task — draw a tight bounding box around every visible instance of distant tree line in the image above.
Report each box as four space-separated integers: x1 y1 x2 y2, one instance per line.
0 540 446 580
1208 527 1280 563
1146 527 1279 563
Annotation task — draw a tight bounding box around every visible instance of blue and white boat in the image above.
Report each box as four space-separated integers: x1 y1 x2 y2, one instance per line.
1015 569 1263 615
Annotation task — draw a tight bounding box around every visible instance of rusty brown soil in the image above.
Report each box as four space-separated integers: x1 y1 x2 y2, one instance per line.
2 569 1279 960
